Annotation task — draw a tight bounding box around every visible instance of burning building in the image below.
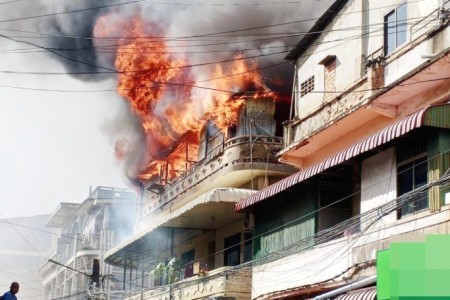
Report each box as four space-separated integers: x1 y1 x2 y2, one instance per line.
24 1 329 298
100 29 297 295
104 79 296 299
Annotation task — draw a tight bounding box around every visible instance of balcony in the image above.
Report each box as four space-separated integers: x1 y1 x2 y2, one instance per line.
128 266 251 300
140 134 294 223
78 233 101 250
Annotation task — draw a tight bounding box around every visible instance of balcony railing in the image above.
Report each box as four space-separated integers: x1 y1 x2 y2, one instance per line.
410 6 441 40
142 135 284 216
77 233 101 250
127 266 251 300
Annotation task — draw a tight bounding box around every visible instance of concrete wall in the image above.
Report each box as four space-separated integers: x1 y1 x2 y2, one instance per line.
385 24 450 85
361 147 397 223
365 0 440 57
295 0 364 120
294 0 441 118
287 0 447 155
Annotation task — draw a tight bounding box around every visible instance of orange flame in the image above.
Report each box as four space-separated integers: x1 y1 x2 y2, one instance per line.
94 13 271 182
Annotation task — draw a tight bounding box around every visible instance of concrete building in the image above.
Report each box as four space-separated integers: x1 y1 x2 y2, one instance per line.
235 0 450 299
39 186 137 300
104 92 296 300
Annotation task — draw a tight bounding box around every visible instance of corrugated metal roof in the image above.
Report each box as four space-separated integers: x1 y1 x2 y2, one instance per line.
333 286 376 300
235 104 450 211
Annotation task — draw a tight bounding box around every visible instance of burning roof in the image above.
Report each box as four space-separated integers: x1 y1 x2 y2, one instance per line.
92 12 283 183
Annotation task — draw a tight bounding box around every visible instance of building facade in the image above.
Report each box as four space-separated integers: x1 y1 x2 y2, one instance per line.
235 0 450 299
39 186 137 300
104 93 296 300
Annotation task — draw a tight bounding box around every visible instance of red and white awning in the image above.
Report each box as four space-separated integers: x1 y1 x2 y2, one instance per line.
235 104 450 211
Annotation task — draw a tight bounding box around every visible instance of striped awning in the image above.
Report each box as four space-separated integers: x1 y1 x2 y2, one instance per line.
235 104 450 211
333 286 377 300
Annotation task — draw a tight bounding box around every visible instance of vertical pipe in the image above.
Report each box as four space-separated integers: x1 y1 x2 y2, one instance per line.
361 0 369 75
123 260 127 292
170 228 174 300
129 261 132 291
171 228 174 257
205 126 209 161
440 0 446 24
165 163 169 183
185 141 188 171
141 263 145 289
289 63 297 121
249 104 254 190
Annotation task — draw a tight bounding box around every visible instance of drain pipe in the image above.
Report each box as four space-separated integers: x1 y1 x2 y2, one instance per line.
440 0 447 25
313 275 377 300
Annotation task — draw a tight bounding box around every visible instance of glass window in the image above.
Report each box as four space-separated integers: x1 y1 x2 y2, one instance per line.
243 233 253 263
224 233 241 266
396 3 407 46
398 156 428 218
385 11 396 55
384 3 408 55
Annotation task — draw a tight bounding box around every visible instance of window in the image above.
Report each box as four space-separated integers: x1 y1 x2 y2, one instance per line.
397 138 428 218
300 76 315 97
384 3 407 55
207 241 215 270
243 233 253 263
224 233 241 266
181 249 195 264
181 249 195 278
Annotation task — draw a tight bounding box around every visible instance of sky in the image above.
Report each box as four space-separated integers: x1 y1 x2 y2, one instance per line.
0 0 332 219
0 53 128 218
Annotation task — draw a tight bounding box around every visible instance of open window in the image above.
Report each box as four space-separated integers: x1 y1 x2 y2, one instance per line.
224 233 241 266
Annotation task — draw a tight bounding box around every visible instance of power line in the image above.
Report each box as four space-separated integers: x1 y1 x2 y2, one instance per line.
0 0 427 39
0 17 430 80
0 13 426 54
102 173 450 296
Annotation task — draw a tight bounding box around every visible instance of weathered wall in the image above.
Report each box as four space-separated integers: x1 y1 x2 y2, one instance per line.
361 147 397 223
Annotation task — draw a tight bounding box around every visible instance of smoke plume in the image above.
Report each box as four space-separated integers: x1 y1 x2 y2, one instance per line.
1 0 333 182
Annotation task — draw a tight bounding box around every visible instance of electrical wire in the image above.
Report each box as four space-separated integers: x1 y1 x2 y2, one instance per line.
0 0 428 40
0 18 434 88
0 14 426 58
136 148 450 287
97 172 450 297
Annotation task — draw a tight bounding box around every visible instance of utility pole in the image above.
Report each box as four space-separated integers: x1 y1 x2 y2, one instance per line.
48 259 113 300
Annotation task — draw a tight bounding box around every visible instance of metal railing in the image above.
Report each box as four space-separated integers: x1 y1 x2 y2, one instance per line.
78 233 101 250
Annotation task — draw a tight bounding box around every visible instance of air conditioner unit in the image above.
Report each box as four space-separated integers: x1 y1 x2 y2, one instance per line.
244 212 254 231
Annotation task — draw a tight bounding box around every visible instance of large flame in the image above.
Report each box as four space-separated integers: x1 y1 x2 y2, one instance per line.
95 13 270 182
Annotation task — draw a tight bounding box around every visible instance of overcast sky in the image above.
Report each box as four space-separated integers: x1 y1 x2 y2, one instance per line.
0 41 128 218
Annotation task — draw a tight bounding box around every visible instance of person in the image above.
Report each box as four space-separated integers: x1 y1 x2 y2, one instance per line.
2 282 19 300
